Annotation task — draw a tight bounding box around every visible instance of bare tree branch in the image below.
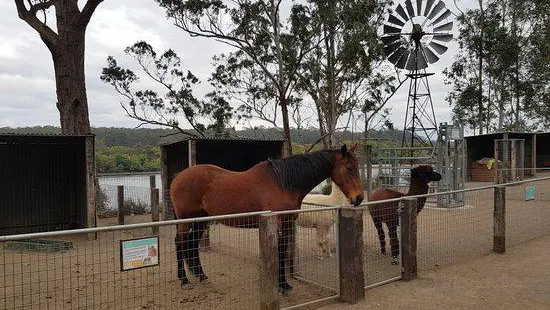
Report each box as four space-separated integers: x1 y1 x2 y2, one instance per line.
79 0 105 26
14 0 58 48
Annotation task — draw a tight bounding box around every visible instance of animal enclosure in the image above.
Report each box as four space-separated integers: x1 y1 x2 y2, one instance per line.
1 177 549 309
159 137 285 220
0 134 95 235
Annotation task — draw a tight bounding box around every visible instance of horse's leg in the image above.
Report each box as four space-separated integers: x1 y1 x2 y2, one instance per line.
373 217 386 255
278 218 293 293
388 218 399 263
175 224 189 286
187 221 208 281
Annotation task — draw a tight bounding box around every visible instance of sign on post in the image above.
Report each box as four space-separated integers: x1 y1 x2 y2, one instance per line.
524 186 535 201
120 237 159 271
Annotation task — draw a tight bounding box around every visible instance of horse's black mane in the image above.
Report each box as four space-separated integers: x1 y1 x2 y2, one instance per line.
267 149 337 193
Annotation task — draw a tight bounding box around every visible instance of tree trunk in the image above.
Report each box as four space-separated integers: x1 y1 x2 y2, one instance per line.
52 29 91 135
279 94 292 156
478 0 485 134
52 1 92 135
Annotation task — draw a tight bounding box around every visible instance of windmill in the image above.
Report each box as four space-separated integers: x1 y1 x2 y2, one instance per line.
381 0 453 148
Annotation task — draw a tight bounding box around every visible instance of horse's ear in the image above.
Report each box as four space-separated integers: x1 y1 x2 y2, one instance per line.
340 144 348 154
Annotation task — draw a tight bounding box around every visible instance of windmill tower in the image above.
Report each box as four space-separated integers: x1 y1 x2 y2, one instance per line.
381 0 453 148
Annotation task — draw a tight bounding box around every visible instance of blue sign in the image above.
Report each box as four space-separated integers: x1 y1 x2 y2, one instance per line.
524 186 535 201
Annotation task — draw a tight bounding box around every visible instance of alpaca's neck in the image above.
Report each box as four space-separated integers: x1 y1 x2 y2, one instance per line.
406 179 430 210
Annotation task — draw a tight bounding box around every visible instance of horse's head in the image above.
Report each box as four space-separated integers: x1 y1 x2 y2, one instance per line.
331 144 364 206
411 165 442 183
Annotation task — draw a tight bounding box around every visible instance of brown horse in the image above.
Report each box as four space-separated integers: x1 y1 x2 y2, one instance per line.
368 165 441 260
170 145 364 292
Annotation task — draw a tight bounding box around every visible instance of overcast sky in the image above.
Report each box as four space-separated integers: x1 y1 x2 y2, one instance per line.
0 0 467 133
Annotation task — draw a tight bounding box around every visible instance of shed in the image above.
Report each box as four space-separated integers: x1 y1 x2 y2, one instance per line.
0 134 95 235
159 136 286 219
464 132 536 181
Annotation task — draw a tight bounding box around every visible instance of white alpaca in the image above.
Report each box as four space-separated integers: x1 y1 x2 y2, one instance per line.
297 183 348 258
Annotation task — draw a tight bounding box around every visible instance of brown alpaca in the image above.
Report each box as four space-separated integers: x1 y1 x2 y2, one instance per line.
368 165 442 259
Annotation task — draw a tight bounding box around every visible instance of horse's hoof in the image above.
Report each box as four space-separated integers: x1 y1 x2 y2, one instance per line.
198 274 208 282
180 278 189 287
279 282 293 295
391 257 398 265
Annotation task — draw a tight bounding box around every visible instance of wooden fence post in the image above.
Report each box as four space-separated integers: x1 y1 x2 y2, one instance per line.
85 135 97 240
401 198 418 281
259 214 279 310
338 207 365 304
117 185 124 225
365 144 373 198
493 186 506 254
151 188 160 234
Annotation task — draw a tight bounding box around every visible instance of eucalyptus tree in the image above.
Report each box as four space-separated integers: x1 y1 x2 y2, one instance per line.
101 41 234 138
293 0 393 147
446 0 550 132
14 0 105 134
155 0 318 153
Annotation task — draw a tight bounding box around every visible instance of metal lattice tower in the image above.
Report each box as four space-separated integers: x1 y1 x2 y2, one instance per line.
381 0 454 148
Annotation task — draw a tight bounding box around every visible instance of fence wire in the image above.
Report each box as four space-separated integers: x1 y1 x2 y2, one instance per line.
281 208 339 309
362 203 401 288
418 188 493 271
2 176 550 309
1 217 261 310
505 178 550 246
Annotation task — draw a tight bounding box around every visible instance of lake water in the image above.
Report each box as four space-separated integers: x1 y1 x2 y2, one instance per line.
97 166 383 211
98 173 162 211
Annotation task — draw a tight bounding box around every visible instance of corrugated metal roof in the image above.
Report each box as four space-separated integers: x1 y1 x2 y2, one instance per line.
159 133 286 146
464 131 549 138
0 133 94 138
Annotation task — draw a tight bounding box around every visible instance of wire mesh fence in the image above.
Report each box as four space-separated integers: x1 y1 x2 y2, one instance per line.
0 215 262 310
505 178 550 246
2 177 549 309
362 203 401 288
417 188 494 271
281 208 340 309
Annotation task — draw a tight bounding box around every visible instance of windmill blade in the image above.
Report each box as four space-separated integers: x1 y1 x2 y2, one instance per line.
405 0 416 18
384 41 402 56
429 41 448 54
396 50 411 69
427 1 446 21
416 0 423 16
424 0 436 16
433 9 452 25
384 24 402 35
423 45 440 63
381 35 400 45
415 51 429 70
433 21 453 32
404 49 428 70
388 13 405 26
388 47 407 65
395 4 409 21
433 33 453 42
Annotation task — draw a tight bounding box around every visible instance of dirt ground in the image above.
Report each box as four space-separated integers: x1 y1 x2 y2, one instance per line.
320 234 550 310
1 179 549 309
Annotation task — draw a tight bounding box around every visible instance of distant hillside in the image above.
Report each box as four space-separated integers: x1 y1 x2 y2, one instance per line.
0 126 403 147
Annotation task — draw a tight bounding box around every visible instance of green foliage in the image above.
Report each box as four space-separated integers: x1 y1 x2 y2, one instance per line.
101 41 234 138
445 0 550 132
96 145 160 173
